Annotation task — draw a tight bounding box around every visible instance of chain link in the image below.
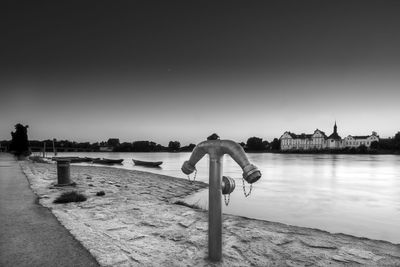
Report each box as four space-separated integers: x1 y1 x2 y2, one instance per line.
187 169 197 183
242 178 253 197
224 193 230 206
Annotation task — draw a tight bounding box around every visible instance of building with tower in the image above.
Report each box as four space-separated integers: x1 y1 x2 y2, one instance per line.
327 122 342 149
279 122 379 151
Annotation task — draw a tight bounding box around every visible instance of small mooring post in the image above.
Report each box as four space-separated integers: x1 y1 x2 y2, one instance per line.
52 138 57 156
181 140 261 262
56 159 71 185
42 142 46 158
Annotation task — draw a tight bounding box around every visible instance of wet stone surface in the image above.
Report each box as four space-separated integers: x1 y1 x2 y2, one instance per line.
21 162 400 267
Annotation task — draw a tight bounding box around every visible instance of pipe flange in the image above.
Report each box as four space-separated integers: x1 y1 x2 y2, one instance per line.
242 164 261 184
222 176 235 195
181 160 196 175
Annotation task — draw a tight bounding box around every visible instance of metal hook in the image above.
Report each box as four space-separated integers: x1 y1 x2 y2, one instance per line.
187 169 197 182
224 194 230 206
242 178 253 197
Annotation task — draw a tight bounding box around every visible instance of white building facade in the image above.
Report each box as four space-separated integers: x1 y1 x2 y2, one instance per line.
280 129 328 151
343 133 379 148
280 122 379 151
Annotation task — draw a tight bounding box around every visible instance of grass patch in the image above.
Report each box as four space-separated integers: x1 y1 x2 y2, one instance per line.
96 190 105 196
54 191 87 204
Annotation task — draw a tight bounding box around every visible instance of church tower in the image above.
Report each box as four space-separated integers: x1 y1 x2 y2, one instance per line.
327 121 342 149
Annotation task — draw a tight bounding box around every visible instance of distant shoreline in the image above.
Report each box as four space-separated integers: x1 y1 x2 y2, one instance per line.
35 150 400 155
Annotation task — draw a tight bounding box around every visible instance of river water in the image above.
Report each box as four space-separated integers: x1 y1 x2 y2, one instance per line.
53 151 400 243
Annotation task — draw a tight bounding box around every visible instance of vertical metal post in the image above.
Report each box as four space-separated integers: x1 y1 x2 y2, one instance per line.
181 139 261 262
53 138 57 156
208 154 222 262
56 159 71 185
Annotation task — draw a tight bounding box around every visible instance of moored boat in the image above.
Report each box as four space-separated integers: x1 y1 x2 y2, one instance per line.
51 156 98 163
132 159 163 167
92 158 124 164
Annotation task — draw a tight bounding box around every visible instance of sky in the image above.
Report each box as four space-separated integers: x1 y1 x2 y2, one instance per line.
1 1 400 145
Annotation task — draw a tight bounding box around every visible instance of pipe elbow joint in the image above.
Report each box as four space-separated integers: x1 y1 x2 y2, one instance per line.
181 143 207 174
181 139 262 184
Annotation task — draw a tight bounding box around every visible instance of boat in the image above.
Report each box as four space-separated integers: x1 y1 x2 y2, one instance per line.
132 159 163 167
92 158 124 164
81 157 98 162
51 156 97 163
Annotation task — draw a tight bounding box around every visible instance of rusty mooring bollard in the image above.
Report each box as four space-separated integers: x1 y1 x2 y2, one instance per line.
56 159 71 185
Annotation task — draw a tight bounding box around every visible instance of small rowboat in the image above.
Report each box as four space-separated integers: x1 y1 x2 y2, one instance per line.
51 156 97 163
132 159 163 167
92 158 124 164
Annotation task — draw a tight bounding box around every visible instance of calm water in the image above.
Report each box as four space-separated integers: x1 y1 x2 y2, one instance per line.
53 152 400 243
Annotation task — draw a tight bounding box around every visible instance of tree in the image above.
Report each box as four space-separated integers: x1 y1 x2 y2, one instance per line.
378 138 394 150
10 123 30 156
0 140 10 152
207 133 220 140
116 142 133 152
168 141 181 152
357 144 368 153
262 140 270 150
270 138 281 151
394 131 400 150
107 138 120 147
132 141 154 152
370 141 379 150
180 143 196 152
246 137 265 151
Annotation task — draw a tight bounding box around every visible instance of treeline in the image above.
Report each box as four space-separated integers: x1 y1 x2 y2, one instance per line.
0 130 281 154
370 132 400 153
1 139 196 153
26 139 195 153
4 124 398 155
242 137 281 152
112 141 196 152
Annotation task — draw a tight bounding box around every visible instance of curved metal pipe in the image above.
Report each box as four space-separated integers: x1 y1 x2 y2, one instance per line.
182 140 261 183
181 139 262 262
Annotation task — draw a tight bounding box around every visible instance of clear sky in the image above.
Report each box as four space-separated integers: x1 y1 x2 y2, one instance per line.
1 1 399 145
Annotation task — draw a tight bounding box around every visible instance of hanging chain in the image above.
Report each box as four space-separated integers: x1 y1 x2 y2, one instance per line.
224 193 231 206
242 178 253 197
187 169 197 183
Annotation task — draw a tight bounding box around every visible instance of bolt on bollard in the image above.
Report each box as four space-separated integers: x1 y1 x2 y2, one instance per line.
181 139 261 262
56 159 71 185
